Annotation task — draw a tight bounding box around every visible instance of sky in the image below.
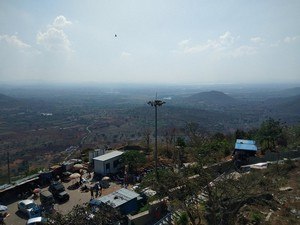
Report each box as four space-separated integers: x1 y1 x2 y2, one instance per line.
0 0 299 85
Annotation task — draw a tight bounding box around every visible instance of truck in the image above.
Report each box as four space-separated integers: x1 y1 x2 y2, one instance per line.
48 181 70 203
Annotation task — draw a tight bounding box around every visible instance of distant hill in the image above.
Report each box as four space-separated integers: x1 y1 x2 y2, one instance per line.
0 93 17 102
0 93 20 108
273 94 300 114
278 87 300 97
185 91 237 105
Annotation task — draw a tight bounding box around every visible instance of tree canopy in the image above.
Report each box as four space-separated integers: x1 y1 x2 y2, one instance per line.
121 150 146 173
258 118 287 152
49 204 126 225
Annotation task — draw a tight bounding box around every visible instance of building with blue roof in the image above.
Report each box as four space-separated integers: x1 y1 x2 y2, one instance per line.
235 139 258 152
233 139 258 168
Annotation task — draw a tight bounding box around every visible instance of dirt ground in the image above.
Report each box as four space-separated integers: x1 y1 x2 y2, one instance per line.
3 177 123 225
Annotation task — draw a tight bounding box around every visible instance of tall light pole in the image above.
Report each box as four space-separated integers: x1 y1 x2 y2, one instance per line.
7 151 11 184
148 98 165 181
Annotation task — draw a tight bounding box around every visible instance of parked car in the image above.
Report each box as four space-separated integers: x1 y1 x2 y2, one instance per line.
48 182 69 202
27 217 48 225
40 191 54 206
40 190 55 214
17 199 41 218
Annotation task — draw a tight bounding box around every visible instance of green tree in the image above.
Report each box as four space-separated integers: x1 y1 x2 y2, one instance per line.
286 124 300 149
175 137 186 167
142 129 151 153
141 167 204 225
191 136 232 164
175 212 189 225
49 204 126 225
235 129 248 139
258 118 287 153
176 137 186 148
122 150 146 173
185 122 208 147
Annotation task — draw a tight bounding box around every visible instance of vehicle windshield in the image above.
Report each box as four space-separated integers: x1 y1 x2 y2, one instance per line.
26 203 36 209
54 184 64 192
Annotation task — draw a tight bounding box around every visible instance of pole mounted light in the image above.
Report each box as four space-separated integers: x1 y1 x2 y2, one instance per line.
7 151 11 184
148 98 165 181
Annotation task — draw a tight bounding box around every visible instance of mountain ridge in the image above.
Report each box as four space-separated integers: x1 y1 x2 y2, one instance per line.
185 90 237 105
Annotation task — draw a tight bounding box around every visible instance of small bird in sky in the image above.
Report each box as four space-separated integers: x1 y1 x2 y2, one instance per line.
115 34 117 37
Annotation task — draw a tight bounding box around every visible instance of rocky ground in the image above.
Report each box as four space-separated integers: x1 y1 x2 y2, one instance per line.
235 160 300 225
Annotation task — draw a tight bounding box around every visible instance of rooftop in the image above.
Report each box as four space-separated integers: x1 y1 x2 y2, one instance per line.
93 150 123 162
90 188 139 208
0 174 39 193
235 139 258 151
236 139 256 145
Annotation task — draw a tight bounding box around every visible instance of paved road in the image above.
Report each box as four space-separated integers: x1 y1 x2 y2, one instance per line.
80 124 93 145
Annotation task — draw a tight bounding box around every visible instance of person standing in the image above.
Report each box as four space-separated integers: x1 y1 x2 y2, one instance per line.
90 186 94 199
99 183 103 196
94 182 100 198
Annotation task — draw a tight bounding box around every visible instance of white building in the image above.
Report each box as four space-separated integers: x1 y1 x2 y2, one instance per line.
93 150 124 175
89 149 106 163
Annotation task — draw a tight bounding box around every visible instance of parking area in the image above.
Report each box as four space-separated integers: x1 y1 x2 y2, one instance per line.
3 178 123 225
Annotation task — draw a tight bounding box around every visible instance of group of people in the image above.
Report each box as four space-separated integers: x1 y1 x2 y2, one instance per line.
90 182 102 199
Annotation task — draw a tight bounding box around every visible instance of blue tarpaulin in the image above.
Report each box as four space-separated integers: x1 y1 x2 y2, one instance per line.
235 139 257 151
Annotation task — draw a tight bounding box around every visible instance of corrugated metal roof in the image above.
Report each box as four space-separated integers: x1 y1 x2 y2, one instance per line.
235 143 257 151
92 188 139 208
236 139 256 145
117 188 140 199
93 150 123 162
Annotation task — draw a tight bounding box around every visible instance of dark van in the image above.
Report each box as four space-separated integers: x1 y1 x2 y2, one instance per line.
40 190 55 206
48 181 70 202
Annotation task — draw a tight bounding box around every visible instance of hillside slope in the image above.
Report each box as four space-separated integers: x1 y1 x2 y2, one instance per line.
265 94 300 115
185 90 238 105
0 93 20 108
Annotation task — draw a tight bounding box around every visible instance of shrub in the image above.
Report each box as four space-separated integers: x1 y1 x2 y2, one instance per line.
251 212 263 224
175 211 189 225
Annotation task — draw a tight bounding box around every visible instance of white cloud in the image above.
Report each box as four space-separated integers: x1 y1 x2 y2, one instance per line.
230 45 257 58
180 31 238 54
183 43 210 53
0 34 31 49
250 36 264 44
175 32 259 59
283 36 300 43
121 51 132 58
52 15 72 29
178 39 190 46
219 31 236 46
37 27 71 52
36 15 72 52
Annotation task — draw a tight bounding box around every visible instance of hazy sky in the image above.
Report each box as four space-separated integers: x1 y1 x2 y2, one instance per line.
0 0 299 85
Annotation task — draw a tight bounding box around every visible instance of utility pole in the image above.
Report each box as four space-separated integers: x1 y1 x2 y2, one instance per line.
148 97 165 181
7 151 11 184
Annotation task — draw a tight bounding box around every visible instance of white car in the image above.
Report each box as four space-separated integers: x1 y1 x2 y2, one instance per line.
27 217 48 225
17 199 41 218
